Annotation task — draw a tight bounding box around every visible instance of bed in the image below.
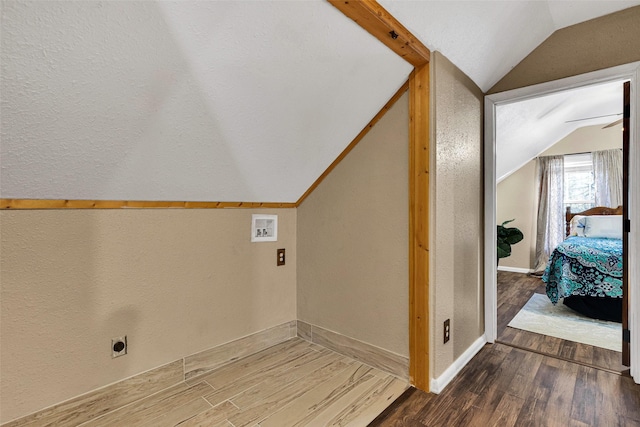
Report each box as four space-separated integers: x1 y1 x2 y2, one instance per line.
542 205 623 322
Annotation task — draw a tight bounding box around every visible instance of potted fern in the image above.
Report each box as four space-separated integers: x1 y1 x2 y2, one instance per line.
497 219 524 265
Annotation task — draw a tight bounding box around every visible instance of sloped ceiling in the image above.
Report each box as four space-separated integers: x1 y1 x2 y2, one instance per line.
496 81 624 182
0 1 411 202
2 1 639 202
379 0 640 92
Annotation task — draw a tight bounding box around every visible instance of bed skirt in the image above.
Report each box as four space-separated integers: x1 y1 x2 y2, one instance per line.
563 295 622 323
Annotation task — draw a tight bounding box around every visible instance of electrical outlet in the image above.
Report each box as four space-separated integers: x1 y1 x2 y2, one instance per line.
277 248 285 266
112 336 127 358
443 319 450 344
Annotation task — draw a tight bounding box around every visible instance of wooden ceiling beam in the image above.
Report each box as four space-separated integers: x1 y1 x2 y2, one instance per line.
328 0 430 66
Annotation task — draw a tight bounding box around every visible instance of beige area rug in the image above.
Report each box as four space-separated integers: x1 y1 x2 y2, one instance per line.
508 293 622 352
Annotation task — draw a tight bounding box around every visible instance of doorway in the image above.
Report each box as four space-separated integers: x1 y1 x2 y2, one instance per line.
484 62 640 383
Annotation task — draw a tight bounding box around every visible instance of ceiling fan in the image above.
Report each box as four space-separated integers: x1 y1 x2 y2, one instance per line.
564 113 623 129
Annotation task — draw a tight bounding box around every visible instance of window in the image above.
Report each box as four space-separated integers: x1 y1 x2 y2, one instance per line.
564 153 595 213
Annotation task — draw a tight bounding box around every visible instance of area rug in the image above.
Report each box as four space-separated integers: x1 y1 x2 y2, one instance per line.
508 293 621 352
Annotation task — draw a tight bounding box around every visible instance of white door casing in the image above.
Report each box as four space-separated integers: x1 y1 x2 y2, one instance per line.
484 61 640 383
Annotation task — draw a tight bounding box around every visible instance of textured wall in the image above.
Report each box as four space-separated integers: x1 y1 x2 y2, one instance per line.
498 124 623 270
496 161 538 271
0 208 296 423
430 52 484 378
297 92 409 357
489 6 640 94
0 0 410 202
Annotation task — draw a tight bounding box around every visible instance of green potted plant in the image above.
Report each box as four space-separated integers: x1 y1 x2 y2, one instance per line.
497 219 524 264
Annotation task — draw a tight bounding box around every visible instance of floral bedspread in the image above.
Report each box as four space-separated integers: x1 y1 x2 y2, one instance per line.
542 236 623 304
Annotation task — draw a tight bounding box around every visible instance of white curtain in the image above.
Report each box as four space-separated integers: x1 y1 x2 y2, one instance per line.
593 149 623 208
534 155 565 273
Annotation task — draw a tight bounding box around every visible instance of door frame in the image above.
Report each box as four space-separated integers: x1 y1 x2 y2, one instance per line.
484 61 640 383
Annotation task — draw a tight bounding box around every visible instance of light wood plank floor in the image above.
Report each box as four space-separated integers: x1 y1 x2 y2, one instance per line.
496 271 625 373
77 338 408 427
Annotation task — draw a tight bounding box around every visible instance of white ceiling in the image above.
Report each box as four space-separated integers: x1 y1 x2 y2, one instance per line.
496 81 624 182
2 1 639 202
0 1 411 202
379 0 640 92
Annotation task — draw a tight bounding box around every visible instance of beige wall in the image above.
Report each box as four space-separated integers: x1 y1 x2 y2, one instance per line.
497 124 623 270
296 92 409 357
542 123 623 157
489 6 640 94
0 209 296 423
497 161 538 270
430 52 484 377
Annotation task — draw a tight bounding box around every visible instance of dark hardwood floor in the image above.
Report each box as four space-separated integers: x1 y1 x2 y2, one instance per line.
370 271 640 426
369 342 640 426
496 271 624 373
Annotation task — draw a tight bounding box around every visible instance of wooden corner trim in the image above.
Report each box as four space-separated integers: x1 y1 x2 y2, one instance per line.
408 64 430 391
0 199 296 210
324 0 431 391
328 0 430 66
295 81 409 207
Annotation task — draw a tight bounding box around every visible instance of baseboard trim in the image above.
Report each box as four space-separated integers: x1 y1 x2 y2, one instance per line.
430 335 487 394
497 266 533 274
2 320 297 427
184 320 296 379
3 320 405 425
297 320 409 380
1 360 185 427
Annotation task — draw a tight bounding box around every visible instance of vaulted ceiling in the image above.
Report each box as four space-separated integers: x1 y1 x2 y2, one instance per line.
379 0 640 92
2 1 639 202
496 80 624 182
1 1 411 202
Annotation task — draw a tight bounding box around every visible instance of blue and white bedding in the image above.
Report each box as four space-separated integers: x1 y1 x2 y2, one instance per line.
542 236 623 304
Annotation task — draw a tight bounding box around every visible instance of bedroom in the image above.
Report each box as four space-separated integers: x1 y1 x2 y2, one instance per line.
495 80 626 372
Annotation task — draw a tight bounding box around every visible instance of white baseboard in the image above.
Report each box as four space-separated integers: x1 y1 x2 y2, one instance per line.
430 335 487 394
497 266 533 274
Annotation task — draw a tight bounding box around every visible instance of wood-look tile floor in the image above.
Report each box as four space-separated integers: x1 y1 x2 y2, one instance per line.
370 342 640 426
77 338 408 427
496 270 625 373
370 271 639 426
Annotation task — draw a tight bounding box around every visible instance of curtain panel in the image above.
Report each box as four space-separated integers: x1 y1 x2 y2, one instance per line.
593 148 623 208
534 155 565 273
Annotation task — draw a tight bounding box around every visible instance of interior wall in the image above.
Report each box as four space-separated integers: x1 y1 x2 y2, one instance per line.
496 161 538 271
430 52 484 378
296 92 409 357
497 124 623 270
489 6 640 94
0 208 296 423
542 123 623 157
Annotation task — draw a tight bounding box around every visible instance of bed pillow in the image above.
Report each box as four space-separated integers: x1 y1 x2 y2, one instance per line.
583 215 623 239
569 215 586 236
